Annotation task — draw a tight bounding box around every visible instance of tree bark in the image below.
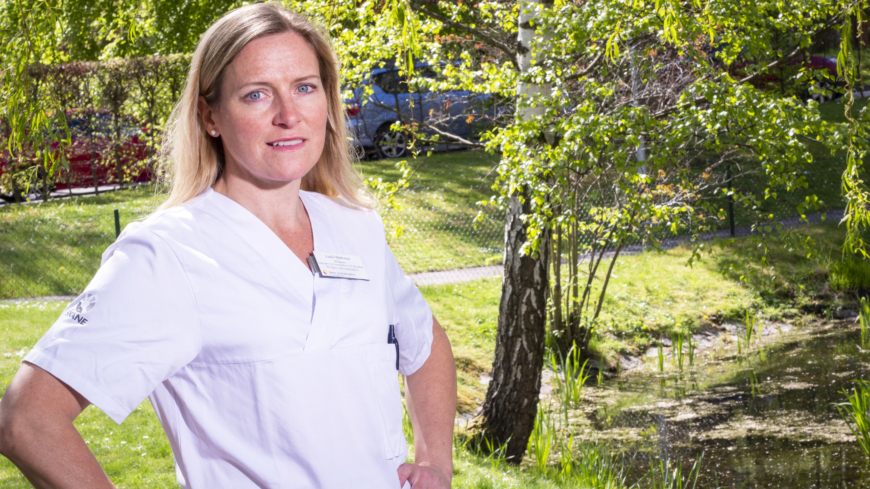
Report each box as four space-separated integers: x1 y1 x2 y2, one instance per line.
473 187 549 462
468 0 553 464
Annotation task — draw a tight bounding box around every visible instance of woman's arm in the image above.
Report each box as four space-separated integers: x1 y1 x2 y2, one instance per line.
0 363 115 489
398 316 457 488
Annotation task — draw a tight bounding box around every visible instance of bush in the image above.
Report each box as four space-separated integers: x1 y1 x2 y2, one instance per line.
829 258 870 292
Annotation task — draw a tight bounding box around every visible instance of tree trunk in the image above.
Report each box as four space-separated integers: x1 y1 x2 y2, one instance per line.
473 188 549 462
468 0 553 464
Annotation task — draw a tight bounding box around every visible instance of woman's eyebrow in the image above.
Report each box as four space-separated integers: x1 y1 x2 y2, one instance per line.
237 75 320 90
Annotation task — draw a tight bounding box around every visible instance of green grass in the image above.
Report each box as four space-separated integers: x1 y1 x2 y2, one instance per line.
0 187 164 299
0 150 500 299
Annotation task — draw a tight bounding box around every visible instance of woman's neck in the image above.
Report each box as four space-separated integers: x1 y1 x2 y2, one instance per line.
212 170 309 239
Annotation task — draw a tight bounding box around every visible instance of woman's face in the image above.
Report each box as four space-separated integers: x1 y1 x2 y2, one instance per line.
200 31 329 188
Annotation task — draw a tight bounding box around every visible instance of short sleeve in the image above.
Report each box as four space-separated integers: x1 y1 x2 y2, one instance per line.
23 224 201 424
384 246 433 376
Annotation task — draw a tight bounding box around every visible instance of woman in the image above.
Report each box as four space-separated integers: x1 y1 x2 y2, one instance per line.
0 4 456 488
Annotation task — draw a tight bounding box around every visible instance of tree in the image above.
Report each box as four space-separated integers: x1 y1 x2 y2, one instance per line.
301 0 865 463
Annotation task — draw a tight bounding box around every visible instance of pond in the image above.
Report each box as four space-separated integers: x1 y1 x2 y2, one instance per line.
572 319 870 488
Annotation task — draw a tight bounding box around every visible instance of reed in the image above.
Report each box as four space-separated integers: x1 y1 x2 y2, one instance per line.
835 380 870 460
647 453 704 489
860 297 870 348
550 342 591 407
749 371 761 398
528 403 556 474
568 439 629 488
744 310 756 347
675 334 685 371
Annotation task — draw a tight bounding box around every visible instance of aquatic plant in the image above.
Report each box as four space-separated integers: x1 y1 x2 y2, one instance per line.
744 310 756 347
860 297 870 348
749 371 761 398
568 439 629 488
550 342 590 407
835 380 870 460
647 453 704 489
675 334 685 371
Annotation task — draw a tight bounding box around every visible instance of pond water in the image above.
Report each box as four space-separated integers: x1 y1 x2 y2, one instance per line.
576 320 870 488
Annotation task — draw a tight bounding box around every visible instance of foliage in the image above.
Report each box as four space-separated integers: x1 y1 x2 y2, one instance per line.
0 54 190 199
646 453 704 489
829 257 870 291
548 342 590 407
835 379 870 461
860 297 870 348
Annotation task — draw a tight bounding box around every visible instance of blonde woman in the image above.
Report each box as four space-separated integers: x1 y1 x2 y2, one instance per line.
0 4 456 488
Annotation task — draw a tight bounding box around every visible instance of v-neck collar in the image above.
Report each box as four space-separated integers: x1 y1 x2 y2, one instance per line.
200 188 318 298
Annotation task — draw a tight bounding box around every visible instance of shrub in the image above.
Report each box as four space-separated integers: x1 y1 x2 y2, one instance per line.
829 258 870 292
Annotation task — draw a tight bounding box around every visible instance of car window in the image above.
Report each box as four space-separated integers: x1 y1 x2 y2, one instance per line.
409 68 438 93
372 70 409 95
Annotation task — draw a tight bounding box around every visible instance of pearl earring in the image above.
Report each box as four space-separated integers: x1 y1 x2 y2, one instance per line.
211 130 217 136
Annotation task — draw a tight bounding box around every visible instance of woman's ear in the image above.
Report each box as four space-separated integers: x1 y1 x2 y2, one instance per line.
198 96 220 137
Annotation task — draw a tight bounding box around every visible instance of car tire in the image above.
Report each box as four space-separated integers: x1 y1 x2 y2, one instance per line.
374 125 408 159
809 80 836 104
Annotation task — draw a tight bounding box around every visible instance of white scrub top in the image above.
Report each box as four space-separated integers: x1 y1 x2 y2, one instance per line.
23 188 434 488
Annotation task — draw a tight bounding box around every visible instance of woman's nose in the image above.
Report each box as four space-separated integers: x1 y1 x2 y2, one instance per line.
272 96 300 127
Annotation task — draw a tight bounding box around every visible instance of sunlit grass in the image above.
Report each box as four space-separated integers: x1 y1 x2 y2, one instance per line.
0 301 177 488
0 151 502 299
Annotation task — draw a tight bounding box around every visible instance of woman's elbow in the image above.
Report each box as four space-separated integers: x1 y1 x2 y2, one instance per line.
0 400 27 459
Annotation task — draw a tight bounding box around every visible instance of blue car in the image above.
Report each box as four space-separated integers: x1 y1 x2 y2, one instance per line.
344 65 492 158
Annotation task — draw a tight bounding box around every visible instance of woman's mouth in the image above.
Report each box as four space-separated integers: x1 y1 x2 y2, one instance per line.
267 139 304 147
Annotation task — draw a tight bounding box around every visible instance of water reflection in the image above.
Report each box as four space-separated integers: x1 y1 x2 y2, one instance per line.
577 322 870 488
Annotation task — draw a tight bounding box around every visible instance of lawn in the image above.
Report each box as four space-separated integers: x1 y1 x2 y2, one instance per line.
0 150 501 299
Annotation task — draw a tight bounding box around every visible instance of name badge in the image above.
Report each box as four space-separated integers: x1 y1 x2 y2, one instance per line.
309 251 370 280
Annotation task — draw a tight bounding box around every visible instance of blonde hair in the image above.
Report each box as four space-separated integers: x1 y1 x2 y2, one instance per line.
158 3 371 209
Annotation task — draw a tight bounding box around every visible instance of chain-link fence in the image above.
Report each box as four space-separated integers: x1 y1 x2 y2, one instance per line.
0 182 844 299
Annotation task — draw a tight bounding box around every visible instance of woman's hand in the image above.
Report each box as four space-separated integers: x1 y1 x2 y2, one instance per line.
397 461 451 488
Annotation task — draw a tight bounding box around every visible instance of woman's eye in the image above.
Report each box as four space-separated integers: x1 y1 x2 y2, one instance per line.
299 85 314 93
247 91 263 101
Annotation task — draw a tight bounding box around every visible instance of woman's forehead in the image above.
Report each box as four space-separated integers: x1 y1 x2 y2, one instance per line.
225 32 321 86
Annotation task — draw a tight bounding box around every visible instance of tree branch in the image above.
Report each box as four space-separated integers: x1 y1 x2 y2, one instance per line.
565 51 605 81
409 1 518 67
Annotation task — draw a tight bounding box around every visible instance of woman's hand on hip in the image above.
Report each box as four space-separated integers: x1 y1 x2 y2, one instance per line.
397 461 451 488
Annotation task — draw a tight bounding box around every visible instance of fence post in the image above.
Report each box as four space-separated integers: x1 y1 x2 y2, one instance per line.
727 164 735 237
114 209 121 238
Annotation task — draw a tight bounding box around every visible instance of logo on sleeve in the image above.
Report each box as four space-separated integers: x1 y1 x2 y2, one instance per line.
65 293 97 324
